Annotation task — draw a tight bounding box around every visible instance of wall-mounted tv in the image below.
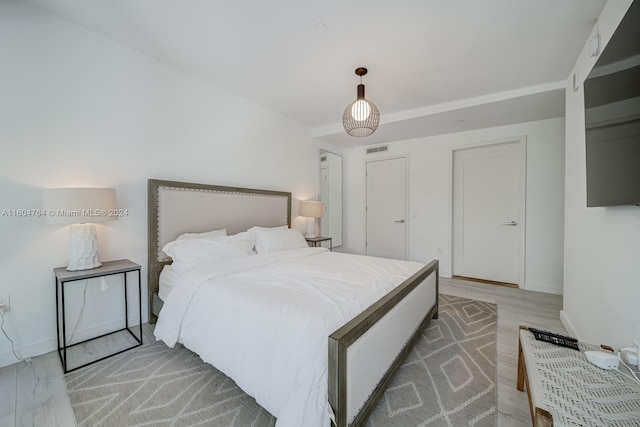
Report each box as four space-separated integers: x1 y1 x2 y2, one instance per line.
584 0 640 207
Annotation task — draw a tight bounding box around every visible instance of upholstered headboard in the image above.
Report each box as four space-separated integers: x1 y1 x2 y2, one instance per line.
147 179 292 316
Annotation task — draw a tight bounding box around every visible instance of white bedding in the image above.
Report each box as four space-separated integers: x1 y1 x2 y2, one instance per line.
158 264 178 301
154 247 424 427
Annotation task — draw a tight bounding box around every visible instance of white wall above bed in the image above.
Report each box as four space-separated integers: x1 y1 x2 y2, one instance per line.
0 1 339 368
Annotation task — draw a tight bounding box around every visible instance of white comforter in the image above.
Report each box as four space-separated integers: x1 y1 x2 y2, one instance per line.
154 247 423 427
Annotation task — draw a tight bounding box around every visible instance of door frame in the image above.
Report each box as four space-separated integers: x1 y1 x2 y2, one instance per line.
448 136 527 287
319 149 343 247
364 154 410 260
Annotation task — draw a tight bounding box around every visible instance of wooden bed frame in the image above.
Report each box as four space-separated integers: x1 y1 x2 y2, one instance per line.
147 178 439 427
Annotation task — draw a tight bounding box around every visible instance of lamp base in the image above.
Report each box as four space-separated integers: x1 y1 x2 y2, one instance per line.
67 224 102 271
305 218 317 238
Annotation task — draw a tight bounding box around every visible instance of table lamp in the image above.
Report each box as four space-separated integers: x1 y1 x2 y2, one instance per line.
42 188 117 271
299 200 323 238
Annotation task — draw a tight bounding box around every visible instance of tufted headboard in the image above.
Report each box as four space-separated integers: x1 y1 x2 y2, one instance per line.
147 179 291 318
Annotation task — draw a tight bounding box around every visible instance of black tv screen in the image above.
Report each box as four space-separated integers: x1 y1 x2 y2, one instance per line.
584 0 640 207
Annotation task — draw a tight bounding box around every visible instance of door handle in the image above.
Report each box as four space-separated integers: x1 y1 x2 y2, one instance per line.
502 221 517 226
394 219 405 223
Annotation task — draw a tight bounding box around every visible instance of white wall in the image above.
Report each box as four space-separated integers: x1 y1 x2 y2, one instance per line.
0 2 330 367
342 118 566 294
562 0 639 348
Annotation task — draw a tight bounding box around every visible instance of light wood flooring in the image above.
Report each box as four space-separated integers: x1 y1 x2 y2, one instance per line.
0 277 564 426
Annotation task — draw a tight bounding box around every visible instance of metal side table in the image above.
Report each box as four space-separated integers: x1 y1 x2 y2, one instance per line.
54 259 142 373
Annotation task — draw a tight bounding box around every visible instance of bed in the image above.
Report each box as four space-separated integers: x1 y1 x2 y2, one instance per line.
147 179 439 427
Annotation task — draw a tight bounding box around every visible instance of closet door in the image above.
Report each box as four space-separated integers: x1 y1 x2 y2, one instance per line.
365 156 408 260
453 140 525 285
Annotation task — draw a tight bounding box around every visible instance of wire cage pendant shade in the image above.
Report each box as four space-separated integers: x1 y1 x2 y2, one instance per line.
343 68 380 137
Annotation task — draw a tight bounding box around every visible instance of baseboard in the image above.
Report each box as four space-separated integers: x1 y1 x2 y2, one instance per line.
454 275 518 288
0 338 52 369
0 312 147 369
523 282 564 295
560 310 580 340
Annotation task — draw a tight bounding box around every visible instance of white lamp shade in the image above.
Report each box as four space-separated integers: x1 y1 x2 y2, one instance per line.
299 200 323 218
42 188 117 224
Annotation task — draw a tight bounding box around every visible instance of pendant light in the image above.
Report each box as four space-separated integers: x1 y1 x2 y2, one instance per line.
342 67 380 137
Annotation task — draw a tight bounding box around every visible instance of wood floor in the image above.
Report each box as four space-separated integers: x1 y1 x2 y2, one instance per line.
0 277 564 427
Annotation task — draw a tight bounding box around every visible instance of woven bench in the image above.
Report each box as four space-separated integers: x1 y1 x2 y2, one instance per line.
517 325 640 426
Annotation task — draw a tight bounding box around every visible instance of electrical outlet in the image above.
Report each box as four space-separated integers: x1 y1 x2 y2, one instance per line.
0 294 9 313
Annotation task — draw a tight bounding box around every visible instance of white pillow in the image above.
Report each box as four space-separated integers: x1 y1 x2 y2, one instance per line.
176 228 227 240
247 225 286 243
162 232 255 271
249 226 308 254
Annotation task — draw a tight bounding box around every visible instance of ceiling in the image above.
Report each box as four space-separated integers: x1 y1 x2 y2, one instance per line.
24 0 607 147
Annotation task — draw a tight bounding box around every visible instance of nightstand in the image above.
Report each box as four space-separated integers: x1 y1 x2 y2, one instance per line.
305 236 333 251
54 259 142 373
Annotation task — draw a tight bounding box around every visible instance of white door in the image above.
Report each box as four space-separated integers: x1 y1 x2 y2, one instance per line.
452 141 524 284
366 157 408 260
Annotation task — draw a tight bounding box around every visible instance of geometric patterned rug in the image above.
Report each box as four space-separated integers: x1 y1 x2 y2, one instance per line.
367 294 497 426
65 294 497 426
65 342 276 427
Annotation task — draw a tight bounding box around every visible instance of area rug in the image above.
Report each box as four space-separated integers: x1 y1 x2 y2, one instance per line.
65 294 497 426
367 294 497 426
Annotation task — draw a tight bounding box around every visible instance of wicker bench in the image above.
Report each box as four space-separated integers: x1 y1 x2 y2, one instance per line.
517 325 640 426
